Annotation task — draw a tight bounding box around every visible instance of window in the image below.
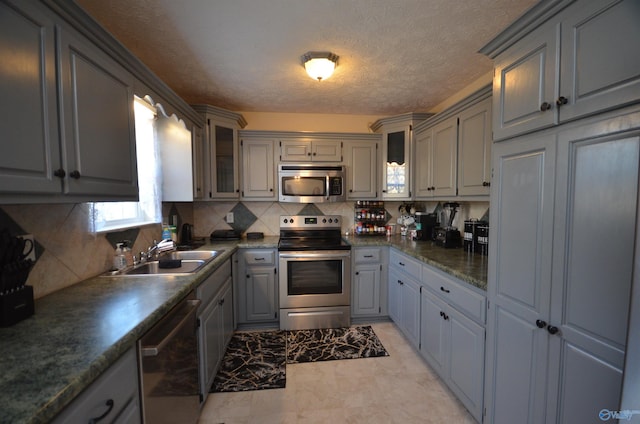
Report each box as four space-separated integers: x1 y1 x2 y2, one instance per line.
90 97 162 232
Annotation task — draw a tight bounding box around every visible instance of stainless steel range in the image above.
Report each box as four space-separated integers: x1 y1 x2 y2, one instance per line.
278 215 351 330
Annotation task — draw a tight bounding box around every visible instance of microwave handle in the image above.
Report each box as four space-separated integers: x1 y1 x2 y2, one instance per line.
326 176 330 200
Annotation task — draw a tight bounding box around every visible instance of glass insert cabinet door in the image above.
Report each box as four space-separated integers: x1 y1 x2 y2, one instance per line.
383 129 411 199
210 124 239 198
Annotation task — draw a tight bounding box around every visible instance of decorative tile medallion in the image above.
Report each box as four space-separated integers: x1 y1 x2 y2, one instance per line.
229 202 258 233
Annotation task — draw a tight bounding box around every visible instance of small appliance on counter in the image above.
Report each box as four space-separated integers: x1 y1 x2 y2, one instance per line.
0 230 35 326
464 219 488 254
476 224 489 256
210 229 241 241
414 212 438 241
435 202 462 248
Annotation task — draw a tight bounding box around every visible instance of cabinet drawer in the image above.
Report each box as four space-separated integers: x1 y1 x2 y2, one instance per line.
52 348 139 424
354 248 381 263
198 260 231 309
244 250 275 266
422 264 486 324
390 249 421 280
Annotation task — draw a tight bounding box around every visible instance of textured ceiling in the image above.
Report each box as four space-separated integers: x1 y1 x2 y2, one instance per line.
76 0 537 115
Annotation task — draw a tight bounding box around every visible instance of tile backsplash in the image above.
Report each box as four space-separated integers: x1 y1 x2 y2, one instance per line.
1 200 487 299
193 200 489 238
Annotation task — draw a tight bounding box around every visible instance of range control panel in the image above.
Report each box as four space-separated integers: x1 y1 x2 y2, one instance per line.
280 215 341 229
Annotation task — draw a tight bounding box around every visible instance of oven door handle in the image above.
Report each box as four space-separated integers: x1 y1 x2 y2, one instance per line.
279 251 351 260
326 175 330 200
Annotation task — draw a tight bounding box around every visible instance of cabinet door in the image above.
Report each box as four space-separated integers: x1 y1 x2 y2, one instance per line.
241 138 275 199
400 276 421 348
457 98 492 196
547 129 639 423
431 117 458 196
200 298 223 393
485 133 556 424
220 280 235 347
382 127 411 199
280 139 311 161
344 140 377 199
192 125 205 199
209 123 239 198
0 1 61 196
312 139 342 161
58 26 138 198
559 0 640 123
388 269 402 323
245 266 277 322
414 129 434 198
352 264 381 316
448 308 485 423
419 288 448 375
493 19 559 141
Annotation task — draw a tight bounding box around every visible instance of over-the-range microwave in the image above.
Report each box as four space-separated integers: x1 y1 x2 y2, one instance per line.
278 164 346 203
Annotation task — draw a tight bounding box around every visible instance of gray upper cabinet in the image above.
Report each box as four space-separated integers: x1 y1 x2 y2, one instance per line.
371 113 431 200
1 0 138 202
241 137 276 200
485 0 640 141
280 138 342 162
0 1 60 196
414 85 492 199
343 136 380 200
192 105 247 200
58 24 137 198
457 97 492 196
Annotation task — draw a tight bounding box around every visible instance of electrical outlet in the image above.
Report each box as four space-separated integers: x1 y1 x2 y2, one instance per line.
226 212 234 224
18 234 36 261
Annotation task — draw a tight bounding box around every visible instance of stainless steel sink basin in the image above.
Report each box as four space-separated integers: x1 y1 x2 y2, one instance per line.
103 250 224 277
124 259 207 275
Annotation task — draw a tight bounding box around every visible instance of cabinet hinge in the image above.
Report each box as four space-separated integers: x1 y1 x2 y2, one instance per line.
242 191 245 196
487 300 490 309
241 139 243 146
199 393 204 403
457 117 460 126
409 124 413 131
420 286 422 293
341 156 343 162
275 312 278 319
274 268 277 274
209 191 212 198
409 191 412 197
196 318 201 328
379 306 381 313
207 118 211 126
456 188 458 196
380 264 382 271
279 141 282 147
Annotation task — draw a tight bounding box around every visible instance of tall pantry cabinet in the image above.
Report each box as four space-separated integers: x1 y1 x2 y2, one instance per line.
480 1 640 423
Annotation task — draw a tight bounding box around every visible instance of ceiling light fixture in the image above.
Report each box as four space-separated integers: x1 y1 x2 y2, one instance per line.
302 51 338 81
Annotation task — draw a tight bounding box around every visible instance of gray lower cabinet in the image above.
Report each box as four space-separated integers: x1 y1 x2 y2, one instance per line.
1 0 138 202
485 110 639 424
198 260 234 403
388 249 421 348
351 247 388 318
235 249 279 325
419 265 486 423
52 348 140 424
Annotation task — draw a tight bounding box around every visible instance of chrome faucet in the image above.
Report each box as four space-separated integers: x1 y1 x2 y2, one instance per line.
147 239 176 260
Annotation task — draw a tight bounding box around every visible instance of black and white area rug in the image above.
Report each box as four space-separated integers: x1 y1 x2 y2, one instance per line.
286 326 389 364
211 326 388 393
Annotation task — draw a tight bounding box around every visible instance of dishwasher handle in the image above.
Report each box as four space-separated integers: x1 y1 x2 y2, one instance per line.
141 299 200 357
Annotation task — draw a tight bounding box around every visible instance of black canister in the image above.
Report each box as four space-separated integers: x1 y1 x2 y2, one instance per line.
464 220 488 254
476 224 489 256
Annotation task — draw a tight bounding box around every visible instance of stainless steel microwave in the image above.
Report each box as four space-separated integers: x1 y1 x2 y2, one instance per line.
278 164 346 203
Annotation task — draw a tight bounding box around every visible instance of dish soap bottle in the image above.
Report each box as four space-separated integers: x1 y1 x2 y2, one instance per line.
113 243 127 270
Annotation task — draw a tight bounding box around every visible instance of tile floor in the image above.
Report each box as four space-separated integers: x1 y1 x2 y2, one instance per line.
198 322 476 424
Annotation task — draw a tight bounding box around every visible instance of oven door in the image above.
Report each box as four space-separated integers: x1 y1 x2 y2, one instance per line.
278 250 351 309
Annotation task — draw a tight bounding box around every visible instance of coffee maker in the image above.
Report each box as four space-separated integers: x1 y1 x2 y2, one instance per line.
414 212 438 241
435 202 462 248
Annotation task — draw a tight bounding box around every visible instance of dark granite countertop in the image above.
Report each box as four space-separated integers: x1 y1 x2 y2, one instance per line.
0 233 485 423
347 235 488 291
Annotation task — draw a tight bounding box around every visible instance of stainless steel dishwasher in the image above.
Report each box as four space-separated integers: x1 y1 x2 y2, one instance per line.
138 293 201 424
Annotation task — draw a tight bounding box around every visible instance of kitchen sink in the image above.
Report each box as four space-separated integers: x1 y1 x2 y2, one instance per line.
103 250 224 277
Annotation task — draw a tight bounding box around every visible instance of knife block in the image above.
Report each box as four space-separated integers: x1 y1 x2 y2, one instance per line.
0 286 34 327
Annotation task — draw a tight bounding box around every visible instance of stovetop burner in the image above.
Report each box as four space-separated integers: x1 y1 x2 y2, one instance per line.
278 215 351 251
